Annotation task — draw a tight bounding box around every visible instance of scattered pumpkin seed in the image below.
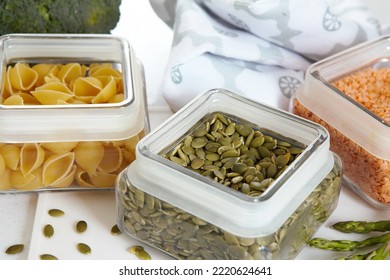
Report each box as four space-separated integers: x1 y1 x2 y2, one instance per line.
43 224 54 238
128 245 151 260
40 254 58 260
111 224 122 235
5 244 24 255
48 209 64 217
77 243 91 255
76 220 87 233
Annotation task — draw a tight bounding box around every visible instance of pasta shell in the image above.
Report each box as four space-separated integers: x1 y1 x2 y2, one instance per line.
15 93 41 105
0 154 5 175
75 168 95 187
0 168 12 190
2 95 24 105
51 165 76 188
124 135 140 151
43 73 61 84
90 65 122 78
74 142 104 175
16 168 44 190
32 64 57 86
58 63 82 85
4 65 16 96
31 82 74 105
122 148 136 164
9 63 38 91
41 142 78 154
73 77 102 97
11 170 36 190
42 152 75 186
0 145 20 170
89 172 116 188
20 143 45 176
108 93 125 103
91 76 117 104
98 146 123 173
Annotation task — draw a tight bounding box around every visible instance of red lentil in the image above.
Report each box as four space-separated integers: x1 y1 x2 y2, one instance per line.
293 67 390 205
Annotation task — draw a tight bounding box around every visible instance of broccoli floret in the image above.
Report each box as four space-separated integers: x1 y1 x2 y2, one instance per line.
0 0 121 34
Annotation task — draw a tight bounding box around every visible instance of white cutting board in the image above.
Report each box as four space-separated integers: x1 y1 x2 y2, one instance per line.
27 190 173 260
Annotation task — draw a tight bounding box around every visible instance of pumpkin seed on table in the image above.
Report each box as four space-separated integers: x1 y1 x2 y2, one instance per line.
43 224 54 238
48 209 65 217
5 244 24 255
40 254 58 260
111 224 122 235
76 220 88 233
128 245 151 260
77 243 91 255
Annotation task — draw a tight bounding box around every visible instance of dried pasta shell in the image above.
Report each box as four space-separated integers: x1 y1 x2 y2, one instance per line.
75 168 95 187
122 148 136 164
89 64 121 78
9 63 38 91
58 63 82 85
20 143 45 176
51 165 76 188
2 95 24 105
124 135 140 151
0 168 12 190
44 73 61 84
89 172 116 188
11 170 36 189
73 95 94 103
91 76 117 104
41 142 78 154
31 82 73 105
108 93 125 103
42 152 75 186
98 146 123 173
73 77 102 97
0 145 21 170
16 168 44 190
15 93 41 105
32 64 58 86
4 66 16 96
74 142 104 175
0 155 5 175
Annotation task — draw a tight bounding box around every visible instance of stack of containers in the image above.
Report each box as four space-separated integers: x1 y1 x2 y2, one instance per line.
116 89 343 260
292 35 390 208
0 34 149 192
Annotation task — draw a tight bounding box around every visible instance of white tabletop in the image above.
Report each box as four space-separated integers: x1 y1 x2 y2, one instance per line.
1 1 389 261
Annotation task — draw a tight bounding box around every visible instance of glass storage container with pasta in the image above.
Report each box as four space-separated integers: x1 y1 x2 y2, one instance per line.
115 89 343 260
0 34 149 192
292 35 390 208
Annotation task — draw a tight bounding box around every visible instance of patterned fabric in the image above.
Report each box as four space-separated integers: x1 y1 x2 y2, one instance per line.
149 0 381 112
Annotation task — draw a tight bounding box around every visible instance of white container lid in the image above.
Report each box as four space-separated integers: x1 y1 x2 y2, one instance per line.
126 89 333 238
296 35 390 160
0 34 147 142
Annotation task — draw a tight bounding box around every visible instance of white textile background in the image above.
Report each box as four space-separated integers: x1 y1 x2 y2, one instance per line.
149 0 382 112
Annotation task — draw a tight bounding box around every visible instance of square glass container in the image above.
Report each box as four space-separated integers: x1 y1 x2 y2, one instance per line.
0 34 150 192
116 89 342 260
292 35 390 208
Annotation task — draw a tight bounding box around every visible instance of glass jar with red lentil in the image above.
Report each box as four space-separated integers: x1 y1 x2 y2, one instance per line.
291 35 390 208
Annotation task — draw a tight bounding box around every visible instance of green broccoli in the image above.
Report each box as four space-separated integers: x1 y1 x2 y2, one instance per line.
0 0 121 34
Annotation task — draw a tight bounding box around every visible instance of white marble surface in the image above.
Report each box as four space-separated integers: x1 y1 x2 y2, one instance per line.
0 0 389 260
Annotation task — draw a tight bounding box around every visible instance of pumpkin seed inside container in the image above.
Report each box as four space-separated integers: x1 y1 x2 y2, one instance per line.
116 89 343 260
292 35 390 208
0 34 150 192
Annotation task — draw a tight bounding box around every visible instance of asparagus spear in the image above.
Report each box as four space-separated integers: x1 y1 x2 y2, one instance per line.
309 232 390 251
336 240 390 260
331 220 390 233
